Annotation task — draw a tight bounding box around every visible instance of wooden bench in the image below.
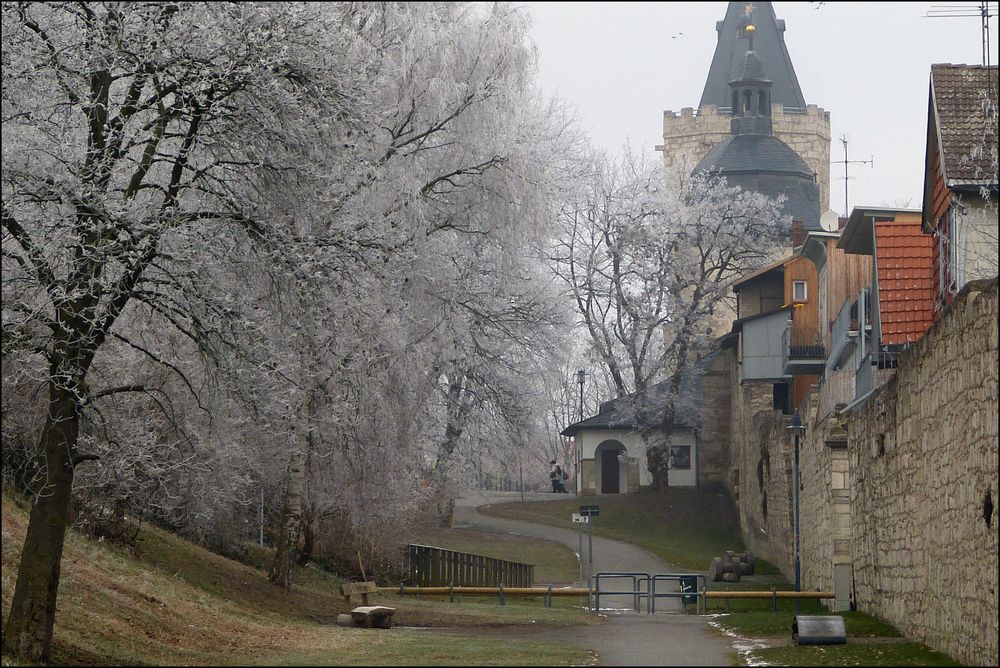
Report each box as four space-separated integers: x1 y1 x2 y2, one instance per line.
340 581 378 607
350 605 396 629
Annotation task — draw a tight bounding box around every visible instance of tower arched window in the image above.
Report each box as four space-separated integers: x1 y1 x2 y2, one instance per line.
759 91 768 115
743 90 752 113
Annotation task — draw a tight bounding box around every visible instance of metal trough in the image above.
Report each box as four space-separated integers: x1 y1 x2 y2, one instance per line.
792 615 847 645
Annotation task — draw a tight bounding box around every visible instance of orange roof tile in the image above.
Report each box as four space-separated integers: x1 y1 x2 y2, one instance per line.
874 219 935 345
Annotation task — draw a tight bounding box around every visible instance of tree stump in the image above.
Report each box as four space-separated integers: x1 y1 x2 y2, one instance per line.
709 557 724 582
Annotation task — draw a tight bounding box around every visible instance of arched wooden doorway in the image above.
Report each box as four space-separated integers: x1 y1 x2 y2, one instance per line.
595 440 626 494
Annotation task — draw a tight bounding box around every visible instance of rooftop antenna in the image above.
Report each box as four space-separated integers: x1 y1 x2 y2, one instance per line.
925 2 998 68
832 135 874 217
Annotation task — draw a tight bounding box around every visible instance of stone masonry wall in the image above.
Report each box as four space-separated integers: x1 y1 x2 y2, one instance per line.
849 279 998 666
798 386 851 607
658 104 831 213
698 347 734 489
727 374 795 578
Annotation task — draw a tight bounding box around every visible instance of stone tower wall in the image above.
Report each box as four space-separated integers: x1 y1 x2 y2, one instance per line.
658 103 831 214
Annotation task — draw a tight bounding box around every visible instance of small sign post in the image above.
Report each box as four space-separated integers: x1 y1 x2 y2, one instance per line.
579 505 599 608
572 513 585 581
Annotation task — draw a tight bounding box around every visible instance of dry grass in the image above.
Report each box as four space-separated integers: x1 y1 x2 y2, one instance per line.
1 492 594 666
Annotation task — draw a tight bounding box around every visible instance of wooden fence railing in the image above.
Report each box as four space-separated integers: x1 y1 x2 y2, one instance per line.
404 544 534 587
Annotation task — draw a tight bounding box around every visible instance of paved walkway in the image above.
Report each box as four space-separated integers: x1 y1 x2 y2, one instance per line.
451 491 738 666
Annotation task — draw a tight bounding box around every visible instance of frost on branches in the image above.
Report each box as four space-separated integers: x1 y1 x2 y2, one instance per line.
552 149 786 488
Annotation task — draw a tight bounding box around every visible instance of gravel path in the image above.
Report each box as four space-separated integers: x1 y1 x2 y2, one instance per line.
451 491 738 666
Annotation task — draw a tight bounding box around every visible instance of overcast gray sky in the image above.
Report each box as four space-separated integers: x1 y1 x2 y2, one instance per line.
518 1 998 216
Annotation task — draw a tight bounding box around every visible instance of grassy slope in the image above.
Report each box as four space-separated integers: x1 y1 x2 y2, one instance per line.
480 487 779 574
1 493 594 666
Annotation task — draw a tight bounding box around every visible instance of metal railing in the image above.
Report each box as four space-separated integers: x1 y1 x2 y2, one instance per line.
387 584 587 607
387 578 837 614
650 574 707 614
782 327 826 371
405 544 534 587
593 572 650 612
705 589 835 612
876 348 902 369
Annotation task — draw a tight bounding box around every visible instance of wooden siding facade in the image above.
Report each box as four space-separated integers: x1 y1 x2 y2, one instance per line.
927 142 954 317
784 256 820 348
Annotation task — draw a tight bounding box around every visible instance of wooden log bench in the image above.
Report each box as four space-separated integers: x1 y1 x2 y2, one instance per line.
340 581 379 607
350 605 396 629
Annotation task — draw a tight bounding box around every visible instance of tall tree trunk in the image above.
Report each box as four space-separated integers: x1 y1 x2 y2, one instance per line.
296 505 316 567
432 374 474 527
2 382 79 662
649 316 697 489
268 392 313 589
295 521 315 567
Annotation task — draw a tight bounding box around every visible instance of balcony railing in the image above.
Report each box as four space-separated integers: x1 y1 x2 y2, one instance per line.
876 348 902 369
782 327 826 375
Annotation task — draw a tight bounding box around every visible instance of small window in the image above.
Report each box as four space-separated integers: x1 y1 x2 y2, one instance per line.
792 280 808 302
669 445 691 470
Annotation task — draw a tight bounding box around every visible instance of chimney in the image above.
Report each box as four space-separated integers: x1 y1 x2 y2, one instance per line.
791 220 805 247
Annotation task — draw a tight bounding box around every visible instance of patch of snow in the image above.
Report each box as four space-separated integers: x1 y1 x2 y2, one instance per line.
707 615 775 667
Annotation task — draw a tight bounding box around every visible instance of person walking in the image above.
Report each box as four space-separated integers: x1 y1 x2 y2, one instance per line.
549 460 569 493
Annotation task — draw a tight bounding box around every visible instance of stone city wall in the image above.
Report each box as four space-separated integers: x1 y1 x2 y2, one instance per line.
726 373 795 578
697 347 735 490
848 279 998 666
797 387 851 607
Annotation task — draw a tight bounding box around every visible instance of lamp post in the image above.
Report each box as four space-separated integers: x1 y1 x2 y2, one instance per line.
575 369 586 496
786 412 806 612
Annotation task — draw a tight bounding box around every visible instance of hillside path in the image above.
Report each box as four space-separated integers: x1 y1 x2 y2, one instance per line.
450 491 737 666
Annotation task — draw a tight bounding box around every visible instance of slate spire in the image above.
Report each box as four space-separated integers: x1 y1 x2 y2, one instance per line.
699 2 807 112
728 6 774 136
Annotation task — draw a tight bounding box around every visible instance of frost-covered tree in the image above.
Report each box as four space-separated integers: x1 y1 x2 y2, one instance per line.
1 2 372 659
552 149 785 488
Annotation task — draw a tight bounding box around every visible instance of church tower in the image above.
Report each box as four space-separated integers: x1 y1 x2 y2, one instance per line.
657 2 831 214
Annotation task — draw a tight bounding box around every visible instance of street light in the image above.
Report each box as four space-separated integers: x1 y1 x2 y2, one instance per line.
786 411 806 612
575 369 586 496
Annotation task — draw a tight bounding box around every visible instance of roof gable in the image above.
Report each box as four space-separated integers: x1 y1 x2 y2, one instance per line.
560 350 724 437
928 64 998 185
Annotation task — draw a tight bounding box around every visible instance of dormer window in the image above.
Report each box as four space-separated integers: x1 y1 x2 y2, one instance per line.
792 280 808 302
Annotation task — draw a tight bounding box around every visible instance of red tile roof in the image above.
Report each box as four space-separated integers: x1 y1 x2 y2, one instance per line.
875 221 934 345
